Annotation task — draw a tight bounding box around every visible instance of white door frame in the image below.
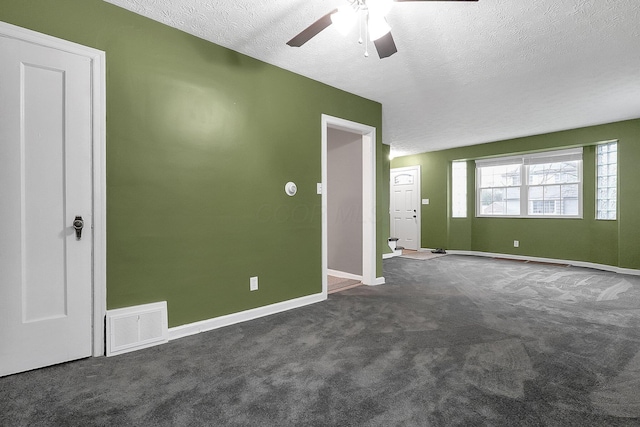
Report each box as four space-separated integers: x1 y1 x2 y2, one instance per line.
321 114 377 294
390 165 421 250
0 21 107 357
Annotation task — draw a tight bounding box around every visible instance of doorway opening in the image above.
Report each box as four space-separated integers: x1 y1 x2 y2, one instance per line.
321 115 377 296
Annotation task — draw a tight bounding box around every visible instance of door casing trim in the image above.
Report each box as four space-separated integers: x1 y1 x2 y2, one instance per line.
0 21 107 357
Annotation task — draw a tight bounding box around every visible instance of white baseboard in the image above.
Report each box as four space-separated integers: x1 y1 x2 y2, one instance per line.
168 293 326 341
327 269 362 281
383 250 402 259
446 250 640 276
326 269 385 286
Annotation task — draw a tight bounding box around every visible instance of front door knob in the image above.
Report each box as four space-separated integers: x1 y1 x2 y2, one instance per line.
73 216 84 239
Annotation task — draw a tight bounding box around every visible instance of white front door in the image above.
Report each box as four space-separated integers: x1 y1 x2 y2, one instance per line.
0 35 93 377
390 167 420 251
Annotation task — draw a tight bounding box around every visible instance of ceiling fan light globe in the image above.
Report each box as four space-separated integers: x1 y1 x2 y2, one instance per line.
331 6 357 35
368 15 391 41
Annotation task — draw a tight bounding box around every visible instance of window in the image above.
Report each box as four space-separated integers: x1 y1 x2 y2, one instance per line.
451 161 467 218
596 141 617 220
476 148 583 218
478 161 522 215
526 156 580 216
394 173 414 185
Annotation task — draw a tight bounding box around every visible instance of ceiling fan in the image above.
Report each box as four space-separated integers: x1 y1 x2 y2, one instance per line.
287 0 478 59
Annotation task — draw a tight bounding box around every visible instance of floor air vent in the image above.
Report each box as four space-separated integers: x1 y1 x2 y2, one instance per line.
106 302 168 356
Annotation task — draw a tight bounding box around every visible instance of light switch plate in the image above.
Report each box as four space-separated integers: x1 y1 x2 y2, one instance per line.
250 276 258 291
422 199 430 205
317 183 322 195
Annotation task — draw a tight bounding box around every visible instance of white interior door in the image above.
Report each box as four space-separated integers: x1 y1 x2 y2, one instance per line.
0 35 93 377
390 167 420 251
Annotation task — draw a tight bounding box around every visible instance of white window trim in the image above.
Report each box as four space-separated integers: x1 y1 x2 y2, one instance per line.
475 148 583 219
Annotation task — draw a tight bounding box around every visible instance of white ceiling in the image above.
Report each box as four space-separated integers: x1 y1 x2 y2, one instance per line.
104 0 640 156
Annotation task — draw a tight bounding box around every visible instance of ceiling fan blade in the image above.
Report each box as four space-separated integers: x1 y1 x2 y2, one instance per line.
373 32 398 59
287 9 338 47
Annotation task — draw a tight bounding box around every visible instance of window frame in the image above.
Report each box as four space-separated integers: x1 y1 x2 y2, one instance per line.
475 148 583 219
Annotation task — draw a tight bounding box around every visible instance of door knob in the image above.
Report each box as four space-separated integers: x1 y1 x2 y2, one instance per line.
73 216 84 239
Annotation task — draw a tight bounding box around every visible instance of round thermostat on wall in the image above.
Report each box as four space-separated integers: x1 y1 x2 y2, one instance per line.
285 182 297 196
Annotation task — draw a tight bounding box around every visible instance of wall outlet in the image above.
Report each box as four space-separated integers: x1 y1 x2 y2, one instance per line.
250 276 258 291
514 240 520 248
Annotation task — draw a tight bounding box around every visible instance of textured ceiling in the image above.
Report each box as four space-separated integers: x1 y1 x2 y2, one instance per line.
104 0 640 156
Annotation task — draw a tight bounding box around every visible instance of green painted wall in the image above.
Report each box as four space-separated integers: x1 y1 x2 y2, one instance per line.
392 119 640 270
1 0 386 327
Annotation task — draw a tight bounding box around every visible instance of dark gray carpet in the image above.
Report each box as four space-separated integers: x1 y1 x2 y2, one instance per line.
2 255 640 426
